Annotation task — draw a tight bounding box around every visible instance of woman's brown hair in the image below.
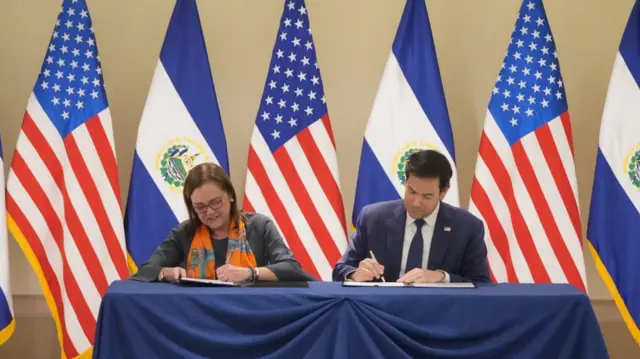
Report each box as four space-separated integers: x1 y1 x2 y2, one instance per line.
182 162 243 233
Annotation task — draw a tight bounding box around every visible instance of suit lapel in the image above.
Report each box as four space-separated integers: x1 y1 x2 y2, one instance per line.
427 202 452 270
384 202 406 282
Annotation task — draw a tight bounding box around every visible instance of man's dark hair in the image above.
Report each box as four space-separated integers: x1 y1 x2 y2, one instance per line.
405 149 453 191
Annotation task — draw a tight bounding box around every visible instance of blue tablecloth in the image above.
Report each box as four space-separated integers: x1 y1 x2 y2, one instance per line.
93 280 608 359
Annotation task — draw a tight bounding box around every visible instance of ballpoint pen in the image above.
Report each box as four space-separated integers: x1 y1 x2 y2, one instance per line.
369 250 386 282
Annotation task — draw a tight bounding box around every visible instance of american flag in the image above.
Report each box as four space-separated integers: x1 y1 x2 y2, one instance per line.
243 0 347 280
5 0 128 357
468 0 586 291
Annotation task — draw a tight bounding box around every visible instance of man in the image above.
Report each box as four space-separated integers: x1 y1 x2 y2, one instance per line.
333 150 491 283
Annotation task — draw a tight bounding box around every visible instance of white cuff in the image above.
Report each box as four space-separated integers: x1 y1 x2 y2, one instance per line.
437 270 450 283
344 269 357 281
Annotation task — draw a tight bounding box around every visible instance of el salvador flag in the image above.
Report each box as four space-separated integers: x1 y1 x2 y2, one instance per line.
587 0 640 345
125 0 229 269
0 134 15 346
352 0 458 226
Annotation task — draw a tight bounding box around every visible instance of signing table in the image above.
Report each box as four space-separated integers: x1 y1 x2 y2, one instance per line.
93 280 608 359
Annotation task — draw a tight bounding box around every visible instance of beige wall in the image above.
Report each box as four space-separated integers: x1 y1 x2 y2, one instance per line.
0 0 634 300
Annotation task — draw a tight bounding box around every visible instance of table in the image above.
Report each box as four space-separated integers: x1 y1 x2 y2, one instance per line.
93 280 608 359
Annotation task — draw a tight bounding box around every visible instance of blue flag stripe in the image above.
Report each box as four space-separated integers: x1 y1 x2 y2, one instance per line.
620 1 640 89
159 0 229 173
587 150 640 331
351 140 401 225
125 154 179 265
0 133 10 342
391 0 455 160
0 286 11 330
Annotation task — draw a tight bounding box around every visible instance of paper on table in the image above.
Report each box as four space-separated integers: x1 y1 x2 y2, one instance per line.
342 281 406 287
179 278 239 287
342 281 475 288
410 282 475 288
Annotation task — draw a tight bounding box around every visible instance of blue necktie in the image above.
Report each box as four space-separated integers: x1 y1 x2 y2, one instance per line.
406 219 425 272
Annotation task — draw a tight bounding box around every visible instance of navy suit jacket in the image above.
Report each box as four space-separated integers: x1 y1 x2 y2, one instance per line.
333 199 491 283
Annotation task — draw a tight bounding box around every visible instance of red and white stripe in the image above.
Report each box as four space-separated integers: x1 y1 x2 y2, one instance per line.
243 115 347 281
6 95 128 357
469 111 586 292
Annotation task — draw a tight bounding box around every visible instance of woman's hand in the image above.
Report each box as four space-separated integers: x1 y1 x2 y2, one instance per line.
216 264 252 283
158 267 186 283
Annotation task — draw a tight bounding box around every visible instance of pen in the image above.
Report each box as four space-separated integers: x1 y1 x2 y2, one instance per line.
369 250 386 282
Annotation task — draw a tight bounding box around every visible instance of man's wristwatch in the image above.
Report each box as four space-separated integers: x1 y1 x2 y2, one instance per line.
254 267 260 281
157 269 164 282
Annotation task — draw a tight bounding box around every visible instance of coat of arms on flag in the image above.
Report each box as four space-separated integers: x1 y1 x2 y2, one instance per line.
155 138 211 191
587 0 640 345
125 0 229 269
351 0 459 228
625 144 640 189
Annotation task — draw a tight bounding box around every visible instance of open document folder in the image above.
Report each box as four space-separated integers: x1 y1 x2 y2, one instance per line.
342 281 475 288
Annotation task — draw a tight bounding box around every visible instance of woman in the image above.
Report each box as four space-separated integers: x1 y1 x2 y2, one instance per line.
131 162 315 283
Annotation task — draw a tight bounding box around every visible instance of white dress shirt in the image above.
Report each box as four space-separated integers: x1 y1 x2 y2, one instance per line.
399 202 450 282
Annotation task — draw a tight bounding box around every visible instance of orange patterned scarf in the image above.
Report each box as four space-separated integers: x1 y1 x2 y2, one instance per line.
186 217 257 279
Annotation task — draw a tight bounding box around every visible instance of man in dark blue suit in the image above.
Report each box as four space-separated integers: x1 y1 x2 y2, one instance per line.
333 150 491 283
